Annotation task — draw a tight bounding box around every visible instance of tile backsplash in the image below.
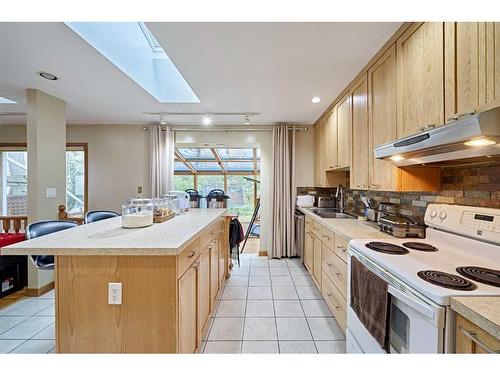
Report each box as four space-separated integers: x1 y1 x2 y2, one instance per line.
297 163 500 224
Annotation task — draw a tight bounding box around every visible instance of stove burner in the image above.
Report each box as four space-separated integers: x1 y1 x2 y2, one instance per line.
456 266 500 288
402 242 438 252
366 242 409 255
417 270 476 291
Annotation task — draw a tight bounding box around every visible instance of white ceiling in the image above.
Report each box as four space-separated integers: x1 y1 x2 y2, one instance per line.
0 22 401 126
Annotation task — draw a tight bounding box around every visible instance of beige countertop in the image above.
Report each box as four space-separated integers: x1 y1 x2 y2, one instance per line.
451 296 500 340
297 207 392 240
1 208 227 256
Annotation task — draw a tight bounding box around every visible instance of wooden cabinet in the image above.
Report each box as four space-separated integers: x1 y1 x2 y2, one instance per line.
322 272 347 332
178 263 198 354
368 44 399 191
397 22 445 137
445 22 500 121
455 314 500 354
350 74 369 189
312 236 322 288
197 248 211 340
303 229 314 273
210 240 219 307
325 109 338 170
336 95 351 169
218 235 226 285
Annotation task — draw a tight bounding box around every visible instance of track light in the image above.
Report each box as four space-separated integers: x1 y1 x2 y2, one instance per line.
159 116 167 126
244 115 250 125
203 115 212 126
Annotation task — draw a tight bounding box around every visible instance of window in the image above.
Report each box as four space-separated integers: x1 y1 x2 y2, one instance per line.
197 175 224 196
227 175 258 222
0 151 28 216
0 144 88 217
173 175 195 191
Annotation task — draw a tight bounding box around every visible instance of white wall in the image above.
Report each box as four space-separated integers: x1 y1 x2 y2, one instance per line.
294 128 314 187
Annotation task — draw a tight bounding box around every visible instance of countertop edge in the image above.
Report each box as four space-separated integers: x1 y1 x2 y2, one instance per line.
1 209 227 256
450 297 500 341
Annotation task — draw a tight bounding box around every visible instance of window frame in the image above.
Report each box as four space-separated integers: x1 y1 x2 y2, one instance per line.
0 142 88 216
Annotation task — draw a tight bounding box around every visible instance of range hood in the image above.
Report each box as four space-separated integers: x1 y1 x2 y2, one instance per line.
374 106 500 166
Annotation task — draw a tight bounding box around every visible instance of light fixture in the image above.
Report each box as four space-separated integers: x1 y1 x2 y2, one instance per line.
464 138 496 147
159 116 167 126
389 155 405 162
311 96 321 103
37 71 58 81
244 115 250 125
203 114 212 126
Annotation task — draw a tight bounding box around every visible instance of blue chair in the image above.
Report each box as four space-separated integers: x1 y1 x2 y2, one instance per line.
26 220 79 270
84 210 119 224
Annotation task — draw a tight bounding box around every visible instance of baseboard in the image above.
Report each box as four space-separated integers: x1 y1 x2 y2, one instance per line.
25 281 54 297
258 250 268 257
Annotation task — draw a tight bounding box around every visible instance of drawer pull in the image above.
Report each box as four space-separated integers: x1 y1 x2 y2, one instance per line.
323 235 331 241
336 245 347 252
327 262 341 275
187 250 197 258
193 261 200 269
447 110 476 122
459 326 500 354
326 292 340 309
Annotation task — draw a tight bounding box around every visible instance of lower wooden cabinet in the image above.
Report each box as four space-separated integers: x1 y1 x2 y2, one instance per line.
197 248 211 340
210 241 219 308
178 264 198 354
312 238 322 288
455 314 500 354
322 271 347 332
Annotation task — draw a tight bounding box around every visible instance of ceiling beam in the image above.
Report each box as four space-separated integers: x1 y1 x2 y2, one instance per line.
211 148 227 174
174 149 196 174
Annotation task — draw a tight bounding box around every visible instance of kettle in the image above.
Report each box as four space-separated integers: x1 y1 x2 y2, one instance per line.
168 191 190 213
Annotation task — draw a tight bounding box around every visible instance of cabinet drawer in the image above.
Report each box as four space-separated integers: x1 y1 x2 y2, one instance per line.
455 314 500 354
310 220 322 238
334 236 349 263
305 215 313 226
321 247 347 298
322 272 347 332
320 226 335 249
200 221 221 250
178 238 201 278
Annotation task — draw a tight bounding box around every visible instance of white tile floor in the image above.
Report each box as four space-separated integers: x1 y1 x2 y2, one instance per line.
202 253 346 354
0 289 55 353
0 254 345 354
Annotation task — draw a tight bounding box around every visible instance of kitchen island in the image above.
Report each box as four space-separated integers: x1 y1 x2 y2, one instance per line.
1 208 230 353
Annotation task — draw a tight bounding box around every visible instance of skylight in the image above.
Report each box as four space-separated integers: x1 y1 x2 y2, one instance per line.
65 22 199 103
0 96 16 104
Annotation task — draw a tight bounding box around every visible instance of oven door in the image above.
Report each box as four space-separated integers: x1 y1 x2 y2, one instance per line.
347 249 446 353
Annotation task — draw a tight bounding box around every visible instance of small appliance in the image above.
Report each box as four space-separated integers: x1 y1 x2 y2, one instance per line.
168 191 190 212
377 215 426 238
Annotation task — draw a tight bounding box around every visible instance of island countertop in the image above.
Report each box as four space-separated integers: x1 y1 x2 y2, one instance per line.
1 208 227 256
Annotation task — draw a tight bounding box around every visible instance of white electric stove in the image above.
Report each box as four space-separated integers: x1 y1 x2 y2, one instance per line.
346 204 500 354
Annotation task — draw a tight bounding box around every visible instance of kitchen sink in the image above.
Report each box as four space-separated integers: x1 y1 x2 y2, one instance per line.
307 208 356 219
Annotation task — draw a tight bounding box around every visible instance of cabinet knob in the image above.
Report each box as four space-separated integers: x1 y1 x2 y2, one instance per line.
420 124 436 132
193 261 200 269
447 110 476 122
188 250 197 258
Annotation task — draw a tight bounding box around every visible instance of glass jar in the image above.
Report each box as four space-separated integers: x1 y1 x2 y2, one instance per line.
121 199 153 228
162 194 180 215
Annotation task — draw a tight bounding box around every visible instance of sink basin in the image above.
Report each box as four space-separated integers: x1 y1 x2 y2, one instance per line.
307 208 355 219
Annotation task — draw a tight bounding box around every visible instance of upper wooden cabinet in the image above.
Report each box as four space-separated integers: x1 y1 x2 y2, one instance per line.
350 74 369 190
445 22 500 121
325 109 338 170
397 22 445 137
313 118 327 186
368 44 399 191
336 95 351 169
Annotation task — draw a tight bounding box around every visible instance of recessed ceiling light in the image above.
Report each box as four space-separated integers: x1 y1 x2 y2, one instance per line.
389 155 405 161
464 138 496 147
311 96 321 103
203 115 212 126
37 71 58 81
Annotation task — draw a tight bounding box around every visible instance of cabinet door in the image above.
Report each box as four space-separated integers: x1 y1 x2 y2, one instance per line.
336 95 351 169
485 22 500 108
350 74 369 189
198 249 211 340
325 110 338 170
368 44 399 191
178 265 198 354
210 241 219 307
218 236 225 285
312 236 322 289
397 22 445 137
314 120 327 186
303 230 314 274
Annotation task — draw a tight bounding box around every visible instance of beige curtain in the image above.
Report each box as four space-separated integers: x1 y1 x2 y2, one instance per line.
150 125 174 197
270 125 296 258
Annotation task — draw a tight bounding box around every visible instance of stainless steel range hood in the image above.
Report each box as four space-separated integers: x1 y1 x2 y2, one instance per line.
374 106 500 166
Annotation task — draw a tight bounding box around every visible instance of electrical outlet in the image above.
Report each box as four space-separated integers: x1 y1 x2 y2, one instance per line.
108 282 122 305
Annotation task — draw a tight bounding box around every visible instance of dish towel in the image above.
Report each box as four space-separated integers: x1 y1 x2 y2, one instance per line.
350 256 390 352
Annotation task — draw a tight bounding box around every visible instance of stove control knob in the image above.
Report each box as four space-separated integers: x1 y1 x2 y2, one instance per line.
439 210 447 220
429 209 437 218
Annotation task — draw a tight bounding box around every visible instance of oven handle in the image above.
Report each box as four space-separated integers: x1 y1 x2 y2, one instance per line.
388 285 435 320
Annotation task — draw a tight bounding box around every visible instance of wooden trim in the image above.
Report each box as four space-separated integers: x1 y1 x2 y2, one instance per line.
174 149 196 174
314 22 414 127
25 281 54 297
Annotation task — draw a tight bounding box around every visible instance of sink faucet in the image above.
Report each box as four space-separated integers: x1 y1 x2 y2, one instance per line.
335 184 345 213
